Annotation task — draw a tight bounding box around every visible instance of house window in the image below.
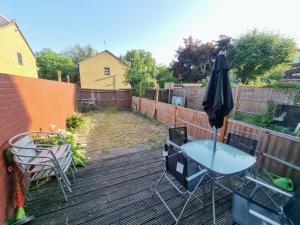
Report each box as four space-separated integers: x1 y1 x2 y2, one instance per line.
17 52 23 65
104 67 110 75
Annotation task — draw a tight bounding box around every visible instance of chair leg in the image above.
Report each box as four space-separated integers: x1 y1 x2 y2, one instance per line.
211 180 216 225
71 158 78 172
149 170 165 199
70 167 75 179
54 169 68 201
152 170 208 225
57 164 72 188
56 167 72 192
176 173 208 225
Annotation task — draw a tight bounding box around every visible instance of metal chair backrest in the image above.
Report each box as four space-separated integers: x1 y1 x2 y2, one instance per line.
168 126 188 146
284 188 300 225
226 130 258 156
165 141 201 191
10 134 38 163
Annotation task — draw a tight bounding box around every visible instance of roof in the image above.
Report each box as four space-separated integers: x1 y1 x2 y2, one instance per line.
0 19 35 57
0 12 11 27
79 50 128 66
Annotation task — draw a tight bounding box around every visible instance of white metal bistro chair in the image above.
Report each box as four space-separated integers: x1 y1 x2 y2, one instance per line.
150 140 208 225
9 131 77 201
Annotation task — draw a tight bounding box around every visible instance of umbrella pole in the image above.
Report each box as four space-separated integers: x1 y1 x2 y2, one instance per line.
213 127 218 152
210 127 218 168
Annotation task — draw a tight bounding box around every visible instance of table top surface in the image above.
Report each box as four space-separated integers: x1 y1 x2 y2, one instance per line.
181 140 256 175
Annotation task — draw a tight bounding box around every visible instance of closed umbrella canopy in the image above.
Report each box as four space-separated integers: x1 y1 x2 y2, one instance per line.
202 53 234 129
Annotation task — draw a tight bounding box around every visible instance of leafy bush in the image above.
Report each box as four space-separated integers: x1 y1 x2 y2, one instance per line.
66 114 84 132
156 66 176 88
123 49 157 96
37 131 86 167
227 30 297 83
234 101 275 128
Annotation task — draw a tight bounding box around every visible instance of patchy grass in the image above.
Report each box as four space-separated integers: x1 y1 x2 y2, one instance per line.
74 109 167 158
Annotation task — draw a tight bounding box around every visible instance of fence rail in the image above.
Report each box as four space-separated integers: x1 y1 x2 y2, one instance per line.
76 88 132 109
132 96 300 185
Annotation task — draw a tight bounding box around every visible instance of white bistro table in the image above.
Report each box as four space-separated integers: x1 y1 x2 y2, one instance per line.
181 140 256 224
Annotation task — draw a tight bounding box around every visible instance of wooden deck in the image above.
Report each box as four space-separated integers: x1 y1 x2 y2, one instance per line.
25 149 286 225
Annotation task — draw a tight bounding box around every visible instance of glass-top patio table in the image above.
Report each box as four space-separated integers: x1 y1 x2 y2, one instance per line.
181 139 256 224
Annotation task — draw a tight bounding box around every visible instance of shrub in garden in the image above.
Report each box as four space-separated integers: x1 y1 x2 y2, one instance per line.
56 131 86 167
38 130 87 167
66 114 84 132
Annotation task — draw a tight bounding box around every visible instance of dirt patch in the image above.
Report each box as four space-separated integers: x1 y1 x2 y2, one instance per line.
74 110 167 160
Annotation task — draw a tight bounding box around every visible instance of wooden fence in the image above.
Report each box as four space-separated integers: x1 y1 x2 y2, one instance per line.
76 88 132 109
132 96 300 185
169 86 300 114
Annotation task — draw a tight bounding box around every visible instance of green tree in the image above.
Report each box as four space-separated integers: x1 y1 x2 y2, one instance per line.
123 49 157 96
36 49 74 81
156 65 176 88
227 30 297 83
62 44 97 82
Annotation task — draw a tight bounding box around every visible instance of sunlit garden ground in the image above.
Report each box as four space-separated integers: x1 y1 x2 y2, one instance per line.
74 109 167 160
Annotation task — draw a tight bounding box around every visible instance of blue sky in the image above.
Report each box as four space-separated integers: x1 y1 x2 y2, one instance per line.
1 0 299 65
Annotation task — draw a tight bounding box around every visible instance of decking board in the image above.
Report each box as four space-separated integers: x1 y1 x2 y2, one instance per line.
25 149 287 225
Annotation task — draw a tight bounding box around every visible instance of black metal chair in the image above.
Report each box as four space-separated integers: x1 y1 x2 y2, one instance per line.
232 176 299 225
226 130 258 156
150 140 208 225
168 123 188 146
227 130 258 175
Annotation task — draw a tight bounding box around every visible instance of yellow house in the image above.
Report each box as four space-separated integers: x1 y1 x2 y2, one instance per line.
79 50 129 90
0 13 38 78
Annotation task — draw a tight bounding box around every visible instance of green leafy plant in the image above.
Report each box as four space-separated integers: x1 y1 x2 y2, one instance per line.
199 79 207 87
227 30 297 83
123 49 157 96
66 114 84 132
155 65 176 88
234 100 275 128
37 131 86 167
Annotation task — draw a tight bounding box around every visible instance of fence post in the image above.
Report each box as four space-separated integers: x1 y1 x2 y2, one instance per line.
139 83 142 112
258 131 271 171
116 90 119 108
174 105 178 124
220 116 228 143
231 84 240 118
153 84 159 118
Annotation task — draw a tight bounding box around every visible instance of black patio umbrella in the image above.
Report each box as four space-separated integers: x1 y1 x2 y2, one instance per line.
202 52 234 152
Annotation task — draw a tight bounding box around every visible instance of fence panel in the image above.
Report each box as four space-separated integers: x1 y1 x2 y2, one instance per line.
76 88 131 109
237 87 295 114
176 107 215 139
160 86 299 114
156 102 176 124
131 96 140 112
140 98 156 118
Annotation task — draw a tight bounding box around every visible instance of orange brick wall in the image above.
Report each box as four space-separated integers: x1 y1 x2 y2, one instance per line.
0 73 76 223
